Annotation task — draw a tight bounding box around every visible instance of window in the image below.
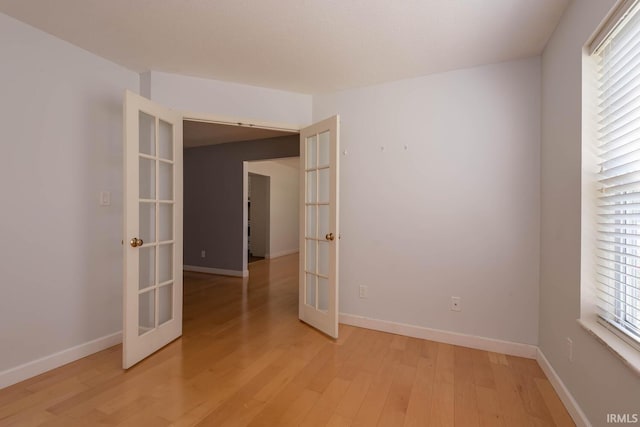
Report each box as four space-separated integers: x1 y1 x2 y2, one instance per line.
590 0 640 350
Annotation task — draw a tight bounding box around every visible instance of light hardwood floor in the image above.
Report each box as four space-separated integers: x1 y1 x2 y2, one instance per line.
0 254 574 426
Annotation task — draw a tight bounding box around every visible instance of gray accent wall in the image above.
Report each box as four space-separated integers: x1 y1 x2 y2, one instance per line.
184 134 299 272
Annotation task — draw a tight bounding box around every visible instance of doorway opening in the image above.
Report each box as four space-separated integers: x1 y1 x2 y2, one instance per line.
248 172 269 263
123 91 340 368
244 157 301 270
181 119 300 278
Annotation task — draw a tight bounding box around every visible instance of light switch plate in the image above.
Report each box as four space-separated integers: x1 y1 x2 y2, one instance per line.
99 191 111 206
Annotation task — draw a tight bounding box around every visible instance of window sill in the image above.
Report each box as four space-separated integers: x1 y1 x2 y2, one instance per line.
577 317 640 377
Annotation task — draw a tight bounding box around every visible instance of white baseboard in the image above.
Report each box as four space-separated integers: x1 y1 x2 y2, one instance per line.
184 265 248 277
339 313 537 359
0 331 122 389
536 348 591 427
266 249 299 259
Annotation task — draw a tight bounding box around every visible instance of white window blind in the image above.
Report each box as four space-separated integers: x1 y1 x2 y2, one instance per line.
594 0 640 349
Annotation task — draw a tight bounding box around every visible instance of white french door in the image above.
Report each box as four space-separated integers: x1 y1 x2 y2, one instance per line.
299 115 340 338
123 91 183 369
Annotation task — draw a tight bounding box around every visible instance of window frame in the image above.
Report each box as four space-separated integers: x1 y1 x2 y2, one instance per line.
580 0 640 373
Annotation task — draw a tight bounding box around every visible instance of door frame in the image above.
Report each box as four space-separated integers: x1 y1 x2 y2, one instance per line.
123 97 335 367
182 110 301 134
242 156 301 273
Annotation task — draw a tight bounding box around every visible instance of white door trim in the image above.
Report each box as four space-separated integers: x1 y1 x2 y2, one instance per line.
182 110 302 133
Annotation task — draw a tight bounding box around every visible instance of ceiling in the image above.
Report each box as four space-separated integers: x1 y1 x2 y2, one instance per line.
0 0 570 94
184 120 297 148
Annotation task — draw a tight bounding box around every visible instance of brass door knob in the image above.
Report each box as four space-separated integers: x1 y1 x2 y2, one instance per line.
325 233 335 241
130 238 144 248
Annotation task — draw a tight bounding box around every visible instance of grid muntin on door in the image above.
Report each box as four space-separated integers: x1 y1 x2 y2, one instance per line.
138 111 175 336
304 131 331 312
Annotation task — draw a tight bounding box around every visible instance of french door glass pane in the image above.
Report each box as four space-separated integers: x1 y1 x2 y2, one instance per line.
318 277 329 312
318 205 330 240
306 171 317 203
139 202 156 243
139 158 156 199
306 239 316 273
318 242 329 277
158 120 173 161
318 131 330 167
159 162 173 201
305 273 316 307
306 206 316 238
318 168 329 203
158 244 173 284
158 283 173 325
139 246 155 290
139 112 155 156
159 203 173 241
138 289 155 335
306 135 317 169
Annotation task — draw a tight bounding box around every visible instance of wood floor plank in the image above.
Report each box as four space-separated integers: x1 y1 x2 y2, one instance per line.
404 356 435 427
245 381 309 427
276 388 321 427
401 337 422 369
429 343 456 427
470 348 495 389
334 371 372 421
453 346 480 427
194 356 289 426
359 331 394 375
0 376 89 421
350 346 396 427
300 377 350 427
0 254 575 427
0 408 56 427
475 384 505 427
327 413 352 427
336 328 373 381
377 362 416 426
305 325 368 395
420 339 439 361
491 358 533 427
534 378 575 427
508 355 557 426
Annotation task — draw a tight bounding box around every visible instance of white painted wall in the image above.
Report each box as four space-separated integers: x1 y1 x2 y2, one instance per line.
147 71 312 127
0 13 139 377
314 58 541 345
540 0 640 424
247 159 300 259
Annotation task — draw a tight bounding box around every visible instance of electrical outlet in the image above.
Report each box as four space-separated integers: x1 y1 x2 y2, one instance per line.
201 250 206 258
567 337 573 362
450 297 462 312
359 285 368 298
